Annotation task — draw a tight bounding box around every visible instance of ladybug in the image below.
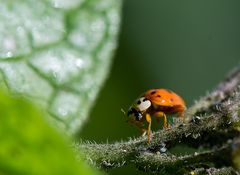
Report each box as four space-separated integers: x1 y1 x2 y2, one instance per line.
127 88 186 144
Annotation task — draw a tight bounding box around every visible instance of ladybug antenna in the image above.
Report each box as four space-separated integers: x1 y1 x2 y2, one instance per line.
121 108 126 116
121 108 129 123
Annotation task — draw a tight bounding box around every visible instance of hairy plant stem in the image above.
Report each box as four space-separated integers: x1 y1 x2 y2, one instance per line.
75 66 240 174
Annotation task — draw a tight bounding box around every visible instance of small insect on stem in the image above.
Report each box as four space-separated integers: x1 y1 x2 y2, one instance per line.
126 88 186 144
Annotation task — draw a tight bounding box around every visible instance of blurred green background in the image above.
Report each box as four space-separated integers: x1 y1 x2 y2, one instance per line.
80 0 240 174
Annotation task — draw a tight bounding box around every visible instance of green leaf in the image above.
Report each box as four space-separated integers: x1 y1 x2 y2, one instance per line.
0 90 102 175
0 0 121 134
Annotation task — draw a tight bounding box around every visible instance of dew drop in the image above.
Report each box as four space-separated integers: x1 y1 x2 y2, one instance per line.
159 142 167 153
160 147 167 153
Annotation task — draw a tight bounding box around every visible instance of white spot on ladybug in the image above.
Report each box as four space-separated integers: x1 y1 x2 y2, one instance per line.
136 97 151 112
161 99 166 103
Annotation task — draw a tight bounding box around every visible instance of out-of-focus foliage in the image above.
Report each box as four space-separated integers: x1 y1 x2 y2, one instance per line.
0 90 102 175
0 0 121 135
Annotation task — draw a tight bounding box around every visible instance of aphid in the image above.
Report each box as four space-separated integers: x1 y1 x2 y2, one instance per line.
127 88 186 144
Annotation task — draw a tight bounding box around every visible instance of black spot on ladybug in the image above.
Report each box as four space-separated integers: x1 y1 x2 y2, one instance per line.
166 89 173 94
157 95 161 98
170 98 174 102
151 91 156 95
143 98 148 102
137 100 141 105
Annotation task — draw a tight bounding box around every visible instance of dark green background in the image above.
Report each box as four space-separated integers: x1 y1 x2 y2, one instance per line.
80 0 240 174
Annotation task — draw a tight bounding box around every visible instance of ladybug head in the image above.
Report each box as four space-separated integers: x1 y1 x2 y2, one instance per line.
127 97 151 121
127 107 142 121
134 97 151 112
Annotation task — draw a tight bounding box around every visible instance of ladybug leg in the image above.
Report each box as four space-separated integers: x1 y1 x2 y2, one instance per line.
154 111 169 129
145 113 152 144
141 129 147 137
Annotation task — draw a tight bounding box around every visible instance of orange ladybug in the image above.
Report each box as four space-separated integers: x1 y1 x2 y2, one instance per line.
127 88 186 144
